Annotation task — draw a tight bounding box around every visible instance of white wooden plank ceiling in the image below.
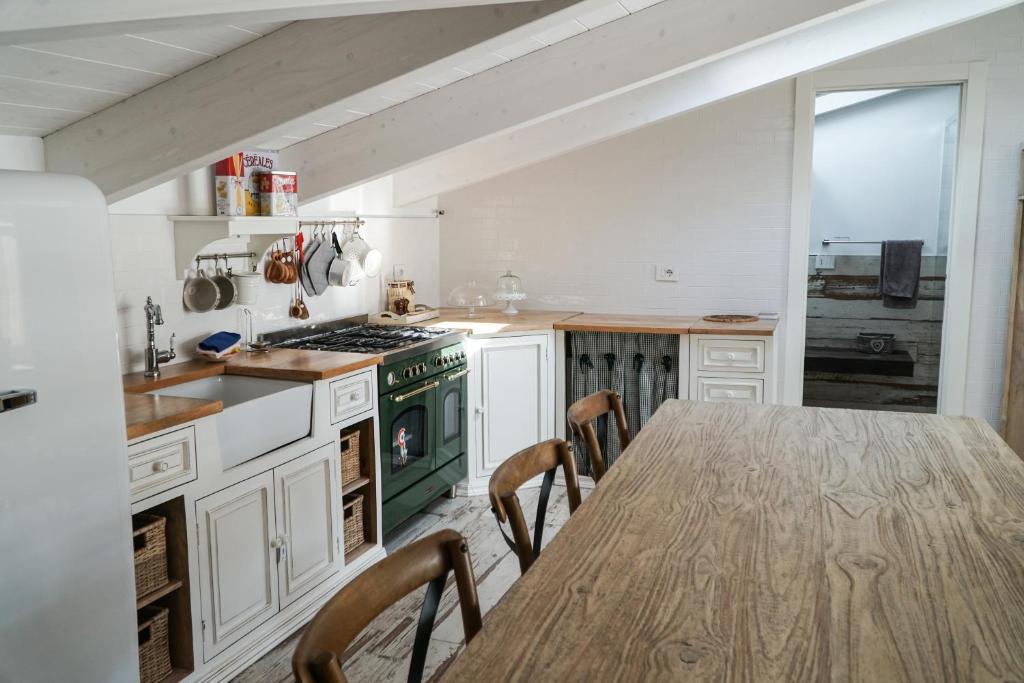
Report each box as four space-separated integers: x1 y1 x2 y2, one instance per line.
253 0 662 150
1 0 660 144
0 23 288 137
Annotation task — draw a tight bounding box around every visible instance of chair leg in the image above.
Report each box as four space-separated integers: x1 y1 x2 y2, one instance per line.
408 570 449 683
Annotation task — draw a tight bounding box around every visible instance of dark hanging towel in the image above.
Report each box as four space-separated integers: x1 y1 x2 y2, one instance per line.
879 240 924 309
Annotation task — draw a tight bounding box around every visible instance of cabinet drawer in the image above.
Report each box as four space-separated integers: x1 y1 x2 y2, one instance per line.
697 338 765 372
128 426 197 500
697 377 764 404
330 370 374 424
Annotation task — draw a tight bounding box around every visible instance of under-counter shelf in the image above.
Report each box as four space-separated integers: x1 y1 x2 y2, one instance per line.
345 541 376 564
131 497 194 682
342 475 371 496
136 579 184 610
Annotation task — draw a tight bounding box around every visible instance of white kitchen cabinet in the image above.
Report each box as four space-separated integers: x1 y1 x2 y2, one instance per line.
274 445 341 608
690 334 777 405
461 333 554 495
127 426 197 503
196 471 278 660
195 443 340 661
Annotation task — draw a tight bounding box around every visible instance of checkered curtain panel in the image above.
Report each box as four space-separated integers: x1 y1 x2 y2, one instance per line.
567 331 679 476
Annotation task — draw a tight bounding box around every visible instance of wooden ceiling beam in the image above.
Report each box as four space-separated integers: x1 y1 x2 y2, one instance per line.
279 0 875 205
42 0 580 202
0 0 542 45
391 0 1020 205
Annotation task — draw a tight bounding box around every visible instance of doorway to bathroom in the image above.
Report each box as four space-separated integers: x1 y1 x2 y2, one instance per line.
784 66 987 414
802 84 961 413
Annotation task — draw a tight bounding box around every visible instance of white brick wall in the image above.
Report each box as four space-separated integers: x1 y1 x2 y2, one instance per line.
439 7 1024 427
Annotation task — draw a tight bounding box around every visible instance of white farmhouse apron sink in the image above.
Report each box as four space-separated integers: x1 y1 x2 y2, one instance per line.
148 375 313 469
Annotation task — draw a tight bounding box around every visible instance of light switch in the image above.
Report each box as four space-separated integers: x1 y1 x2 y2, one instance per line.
393 264 407 279
656 264 679 282
814 254 835 270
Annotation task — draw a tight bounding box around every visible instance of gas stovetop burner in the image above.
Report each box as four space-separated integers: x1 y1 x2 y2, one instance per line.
263 320 461 361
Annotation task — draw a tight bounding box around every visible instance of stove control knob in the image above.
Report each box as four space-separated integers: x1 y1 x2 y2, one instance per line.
403 367 413 379
434 357 444 367
458 351 465 360
387 371 398 386
418 362 427 374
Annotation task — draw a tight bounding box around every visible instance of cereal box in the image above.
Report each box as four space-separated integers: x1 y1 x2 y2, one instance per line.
258 172 298 216
214 153 245 216
242 151 278 216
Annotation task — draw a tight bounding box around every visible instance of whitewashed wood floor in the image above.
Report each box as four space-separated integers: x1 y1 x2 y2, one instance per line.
232 484 587 682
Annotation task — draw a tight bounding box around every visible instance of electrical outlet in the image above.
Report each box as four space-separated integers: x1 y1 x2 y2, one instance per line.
393 264 407 280
656 264 679 282
815 254 836 270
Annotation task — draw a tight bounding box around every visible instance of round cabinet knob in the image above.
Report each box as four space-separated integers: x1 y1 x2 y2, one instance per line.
387 371 397 386
152 461 170 473
727 353 737 360
403 368 413 379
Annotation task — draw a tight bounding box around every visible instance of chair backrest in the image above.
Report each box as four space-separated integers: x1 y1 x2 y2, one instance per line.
292 529 482 683
488 438 583 574
566 389 630 483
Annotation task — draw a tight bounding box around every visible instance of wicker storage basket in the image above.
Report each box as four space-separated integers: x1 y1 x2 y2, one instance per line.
343 494 364 554
137 606 172 683
339 430 361 486
133 514 168 598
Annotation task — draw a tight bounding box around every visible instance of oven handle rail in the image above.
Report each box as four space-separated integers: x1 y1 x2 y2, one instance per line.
391 380 440 402
444 368 470 381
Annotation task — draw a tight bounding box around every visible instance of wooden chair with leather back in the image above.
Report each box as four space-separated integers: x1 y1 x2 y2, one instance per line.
489 438 583 575
292 528 482 683
566 389 630 483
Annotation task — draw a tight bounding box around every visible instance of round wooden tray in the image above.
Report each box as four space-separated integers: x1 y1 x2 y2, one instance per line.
703 314 759 323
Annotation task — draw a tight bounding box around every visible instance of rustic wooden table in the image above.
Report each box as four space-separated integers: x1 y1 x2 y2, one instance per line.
441 400 1024 681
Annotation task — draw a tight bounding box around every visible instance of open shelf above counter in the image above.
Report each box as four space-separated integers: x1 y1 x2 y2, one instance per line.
169 216 299 280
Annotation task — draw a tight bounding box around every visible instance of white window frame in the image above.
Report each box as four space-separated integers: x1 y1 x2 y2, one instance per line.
782 63 988 414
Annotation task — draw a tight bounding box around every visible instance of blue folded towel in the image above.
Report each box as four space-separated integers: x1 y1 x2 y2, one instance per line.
198 331 242 353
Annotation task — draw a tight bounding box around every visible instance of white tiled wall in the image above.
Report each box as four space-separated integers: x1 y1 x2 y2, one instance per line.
440 83 795 317
440 84 795 315
439 7 1024 427
109 207 440 373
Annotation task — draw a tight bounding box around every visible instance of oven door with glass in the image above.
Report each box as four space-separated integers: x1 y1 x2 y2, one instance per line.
381 377 437 499
435 364 468 467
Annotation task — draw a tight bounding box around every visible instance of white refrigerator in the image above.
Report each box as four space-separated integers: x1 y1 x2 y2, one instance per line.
0 171 139 682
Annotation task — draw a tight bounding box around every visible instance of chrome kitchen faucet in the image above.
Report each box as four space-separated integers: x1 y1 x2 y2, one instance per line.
143 296 176 378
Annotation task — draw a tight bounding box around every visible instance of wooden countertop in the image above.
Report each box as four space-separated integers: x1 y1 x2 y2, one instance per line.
123 349 381 438
554 312 777 335
124 393 222 441
124 349 382 393
554 312 697 334
425 308 581 335
442 401 1024 681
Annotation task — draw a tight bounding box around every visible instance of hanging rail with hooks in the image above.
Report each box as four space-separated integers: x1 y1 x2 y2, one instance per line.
297 218 365 228
194 251 257 263
821 238 923 245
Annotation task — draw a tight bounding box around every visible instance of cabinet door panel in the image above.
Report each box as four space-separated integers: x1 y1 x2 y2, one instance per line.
479 336 551 473
275 444 341 608
196 472 277 660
